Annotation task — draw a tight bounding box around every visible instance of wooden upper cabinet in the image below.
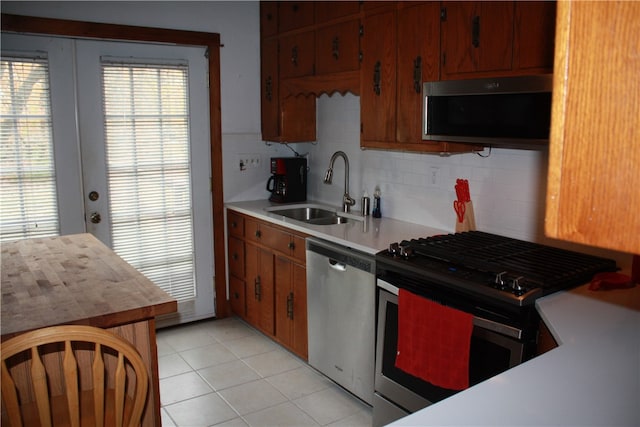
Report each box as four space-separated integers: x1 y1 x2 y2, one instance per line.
315 1 360 24
546 1 640 254
278 1 314 32
279 31 315 78
261 2 278 38
260 38 280 140
360 9 397 144
441 1 514 79
361 3 479 154
315 19 360 75
396 2 440 144
513 1 556 73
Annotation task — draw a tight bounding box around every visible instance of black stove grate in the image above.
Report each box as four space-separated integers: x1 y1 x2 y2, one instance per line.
407 231 618 292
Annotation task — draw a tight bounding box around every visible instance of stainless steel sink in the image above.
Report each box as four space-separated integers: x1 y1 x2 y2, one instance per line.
265 205 357 225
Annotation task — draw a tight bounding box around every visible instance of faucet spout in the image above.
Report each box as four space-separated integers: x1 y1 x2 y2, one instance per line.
324 151 355 213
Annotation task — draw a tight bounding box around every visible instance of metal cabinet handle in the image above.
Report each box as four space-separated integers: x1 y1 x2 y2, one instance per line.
332 36 340 60
255 276 261 301
255 230 262 239
291 45 298 66
287 292 294 319
472 16 480 48
373 61 381 95
232 253 238 261
265 76 273 101
288 241 295 250
413 56 422 93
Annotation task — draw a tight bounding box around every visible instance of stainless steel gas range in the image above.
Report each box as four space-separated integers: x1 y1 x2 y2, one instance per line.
373 231 617 426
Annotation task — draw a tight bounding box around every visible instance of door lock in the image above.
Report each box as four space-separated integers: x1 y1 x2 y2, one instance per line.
89 212 102 224
88 191 100 201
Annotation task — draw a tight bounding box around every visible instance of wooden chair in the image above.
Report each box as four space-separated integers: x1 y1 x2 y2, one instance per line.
1 325 148 427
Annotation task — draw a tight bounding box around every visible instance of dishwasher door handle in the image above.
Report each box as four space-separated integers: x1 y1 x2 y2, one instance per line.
329 259 347 272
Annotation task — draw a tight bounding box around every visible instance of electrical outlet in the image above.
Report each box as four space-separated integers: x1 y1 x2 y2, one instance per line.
430 167 440 186
238 154 261 171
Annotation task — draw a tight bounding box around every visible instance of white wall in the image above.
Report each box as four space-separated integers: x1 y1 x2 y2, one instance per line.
3 1 630 266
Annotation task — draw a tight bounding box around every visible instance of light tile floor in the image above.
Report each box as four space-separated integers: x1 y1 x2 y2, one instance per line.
157 317 372 427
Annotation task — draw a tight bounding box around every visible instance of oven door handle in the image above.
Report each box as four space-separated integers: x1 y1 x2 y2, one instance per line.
377 279 523 339
473 316 522 340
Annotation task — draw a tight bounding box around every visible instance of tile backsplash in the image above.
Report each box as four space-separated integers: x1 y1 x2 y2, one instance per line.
305 94 548 242
224 93 630 269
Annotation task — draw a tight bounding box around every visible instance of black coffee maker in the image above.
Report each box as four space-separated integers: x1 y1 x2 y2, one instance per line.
266 157 307 203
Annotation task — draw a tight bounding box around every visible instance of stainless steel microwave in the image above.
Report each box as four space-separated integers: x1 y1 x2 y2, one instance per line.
422 74 553 149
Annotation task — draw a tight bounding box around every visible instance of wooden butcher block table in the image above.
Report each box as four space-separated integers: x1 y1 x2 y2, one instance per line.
1 233 177 427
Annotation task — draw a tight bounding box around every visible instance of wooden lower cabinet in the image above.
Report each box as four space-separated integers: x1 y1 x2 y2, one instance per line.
245 242 275 336
275 256 308 359
226 210 308 360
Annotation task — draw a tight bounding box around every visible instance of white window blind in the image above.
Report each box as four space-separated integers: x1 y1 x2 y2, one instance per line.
0 55 60 242
102 61 196 302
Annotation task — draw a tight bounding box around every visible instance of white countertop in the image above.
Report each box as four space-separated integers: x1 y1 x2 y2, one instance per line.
226 199 640 426
225 200 447 255
390 283 640 426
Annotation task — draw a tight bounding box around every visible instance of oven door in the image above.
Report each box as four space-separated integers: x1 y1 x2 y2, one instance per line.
374 280 525 422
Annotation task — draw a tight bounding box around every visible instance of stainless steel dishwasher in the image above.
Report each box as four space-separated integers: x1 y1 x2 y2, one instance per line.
306 237 376 405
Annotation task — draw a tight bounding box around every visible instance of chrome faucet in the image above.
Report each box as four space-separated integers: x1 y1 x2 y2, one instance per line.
323 151 356 213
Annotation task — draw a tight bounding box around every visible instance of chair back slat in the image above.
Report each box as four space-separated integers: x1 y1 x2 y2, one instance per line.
63 340 80 427
1 361 23 426
92 342 105 427
1 325 149 427
30 347 53 427
114 353 126 427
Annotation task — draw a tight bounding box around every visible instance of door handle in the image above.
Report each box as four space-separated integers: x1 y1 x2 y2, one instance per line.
89 212 101 224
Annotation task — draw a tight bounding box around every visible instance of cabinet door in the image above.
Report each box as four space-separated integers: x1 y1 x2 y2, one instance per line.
360 10 397 144
546 1 640 254
279 31 315 78
227 211 244 238
316 19 361 75
229 276 246 318
441 1 514 78
228 236 245 279
260 38 280 140
512 1 556 72
274 255 307 359
260 33 316 142
396 2 440 144
245 243 275 335
260 2 278 38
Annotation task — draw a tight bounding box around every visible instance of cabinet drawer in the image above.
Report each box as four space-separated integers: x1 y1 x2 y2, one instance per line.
228 236 245 278
290 234 306 263
227 211 245 237
244 217 306 263
316 19 361 75
229 276 246 318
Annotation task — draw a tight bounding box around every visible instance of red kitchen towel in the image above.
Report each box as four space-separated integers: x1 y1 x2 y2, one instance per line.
395 289 474 390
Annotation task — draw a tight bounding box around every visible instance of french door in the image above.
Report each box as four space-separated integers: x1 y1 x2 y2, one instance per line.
1 34 215 325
